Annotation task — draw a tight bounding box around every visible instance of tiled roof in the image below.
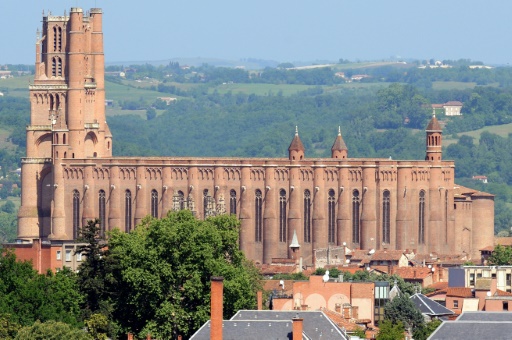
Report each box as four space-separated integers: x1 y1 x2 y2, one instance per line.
263 280 294 293
454 184 494 198
288 134 305 151
494 289 512 297
320 308 364 332
444 101 463 106
351 283 374 299
475 278 492 290
394 267 432 280
259 264 296 275
428 281 448 291
231 310 350 340
495 237 512 246
426 115 442 131
410 293 454 316
446 287 473 298
370 250 405 261
331 131 348 151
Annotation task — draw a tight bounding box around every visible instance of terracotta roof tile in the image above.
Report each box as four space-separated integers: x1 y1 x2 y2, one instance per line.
351 283 374 298
495 289 512 297
331 130 348 151
426 116 442 131
288 134 305 152
258 264 296 275
320 308 364 332
495 237 512 246
428 282 449 291
370 250 405 261
446 287 473 298
394 267 432 280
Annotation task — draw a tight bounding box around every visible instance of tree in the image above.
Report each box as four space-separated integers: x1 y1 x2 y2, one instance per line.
1 200 15 214
14 320 92 340
376 319 405 340
146 107 157 120
76 219 110 318
488 244 512 265
384 294 424 334
413 318 442 340
102 211 262 339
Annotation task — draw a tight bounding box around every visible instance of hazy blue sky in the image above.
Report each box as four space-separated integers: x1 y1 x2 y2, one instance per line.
1 0 511 65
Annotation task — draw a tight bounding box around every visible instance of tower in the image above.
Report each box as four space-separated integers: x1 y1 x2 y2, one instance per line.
18 8 112 241
288 126 305 161
425 114 442 162
331 126 348 159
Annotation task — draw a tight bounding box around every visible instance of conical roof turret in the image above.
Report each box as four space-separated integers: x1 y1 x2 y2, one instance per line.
288 126 305 152
331 126 348 151
426 113 442 131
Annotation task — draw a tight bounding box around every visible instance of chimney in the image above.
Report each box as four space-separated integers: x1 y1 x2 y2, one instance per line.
146 334 151 340
292 316 304 340
127 334 133 340
210 276 224 340
257 291 263 310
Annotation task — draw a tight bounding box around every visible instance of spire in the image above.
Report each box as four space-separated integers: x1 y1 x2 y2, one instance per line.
331 126 348 159
289 230 300 249
426 113 442 131
288 126 305 152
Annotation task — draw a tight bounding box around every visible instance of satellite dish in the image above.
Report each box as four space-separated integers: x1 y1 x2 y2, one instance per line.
487 291 491 297
369 249 375 255
346 259 350 264
279 280 284 290
366 266 371 271
431 267 435 272
342 242 347 246
323 272 329 283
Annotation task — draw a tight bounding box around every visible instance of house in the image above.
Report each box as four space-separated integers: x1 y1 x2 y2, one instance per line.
472 175 488 184
428 312 512 340
431 101 463 116
190 277 352 340
410 293 454 321
393 267 434 287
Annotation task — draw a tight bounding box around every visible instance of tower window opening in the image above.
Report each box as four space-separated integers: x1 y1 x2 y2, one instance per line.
352 190 360 244
382 190 390 244
328 189 336 243
99 190 106 237
230 189 237 215
304 189 311 243
73 190 80 239
52 57 56 77
279 189 287 242
255 189 263 242
419 190 426 244
151 189 158 218
125 190 132 232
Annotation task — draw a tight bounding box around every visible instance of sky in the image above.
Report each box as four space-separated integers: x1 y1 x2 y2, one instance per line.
1 0 511 66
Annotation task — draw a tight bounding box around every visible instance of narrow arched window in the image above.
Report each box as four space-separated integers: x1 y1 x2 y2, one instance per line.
328 189 336 243
99 190 106 237
279 189 287 242
230 189 237 215
57 57 62 76
352 190 360 244
63 133 66 144
57 27 62 52
419 190 426 244
125 190 132 232
178 190 185 210
203 189 211 219
151 189 158 218
73 190 80 239
255 189 263 242
52 57 57 77
304 189 311 243
53 26 57 52
382 190 390 244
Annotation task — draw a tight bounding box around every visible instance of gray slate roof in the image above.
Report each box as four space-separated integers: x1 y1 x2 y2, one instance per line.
410 293 454 316
191 310 350 340
428 312 512 340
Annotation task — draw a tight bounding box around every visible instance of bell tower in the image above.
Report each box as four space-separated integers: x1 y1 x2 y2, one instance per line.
18 8 113 241
425 114 442 162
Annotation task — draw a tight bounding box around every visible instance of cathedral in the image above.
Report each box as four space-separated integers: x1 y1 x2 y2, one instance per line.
17 8 494 265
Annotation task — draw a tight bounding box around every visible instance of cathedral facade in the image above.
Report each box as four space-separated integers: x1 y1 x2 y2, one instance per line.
17 8 494 264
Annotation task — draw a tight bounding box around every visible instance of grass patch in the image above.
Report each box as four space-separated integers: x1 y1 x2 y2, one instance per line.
432 81 477 90
210 83 313 96
443 123 512 146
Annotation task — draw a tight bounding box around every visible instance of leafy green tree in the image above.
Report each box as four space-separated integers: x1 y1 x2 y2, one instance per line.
84 313 108 340
0 313 20 339
413 318 442 340
1 200 15 214
384 294 424 334
488 244 512 265
376 319 405 340
103 211 262 339
14 320 92 340
146 107 157 120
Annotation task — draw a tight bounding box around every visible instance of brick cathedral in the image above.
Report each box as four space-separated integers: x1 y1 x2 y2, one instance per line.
17 8 494 267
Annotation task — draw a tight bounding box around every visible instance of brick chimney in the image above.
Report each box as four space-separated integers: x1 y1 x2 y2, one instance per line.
292 316 304 340
257 290 263 310
210 276 224 340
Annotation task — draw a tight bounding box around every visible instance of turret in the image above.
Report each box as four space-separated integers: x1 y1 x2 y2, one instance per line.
331 126 348 159
288 126 305 161
425 114 442 162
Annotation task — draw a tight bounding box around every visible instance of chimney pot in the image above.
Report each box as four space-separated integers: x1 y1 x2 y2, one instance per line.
210 276 224 340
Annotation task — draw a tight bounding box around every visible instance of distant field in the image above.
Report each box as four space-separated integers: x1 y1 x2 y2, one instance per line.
432 81 477 90
0 75 32 97
105 81 163 103
210 83 313 96
443 123 512 146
